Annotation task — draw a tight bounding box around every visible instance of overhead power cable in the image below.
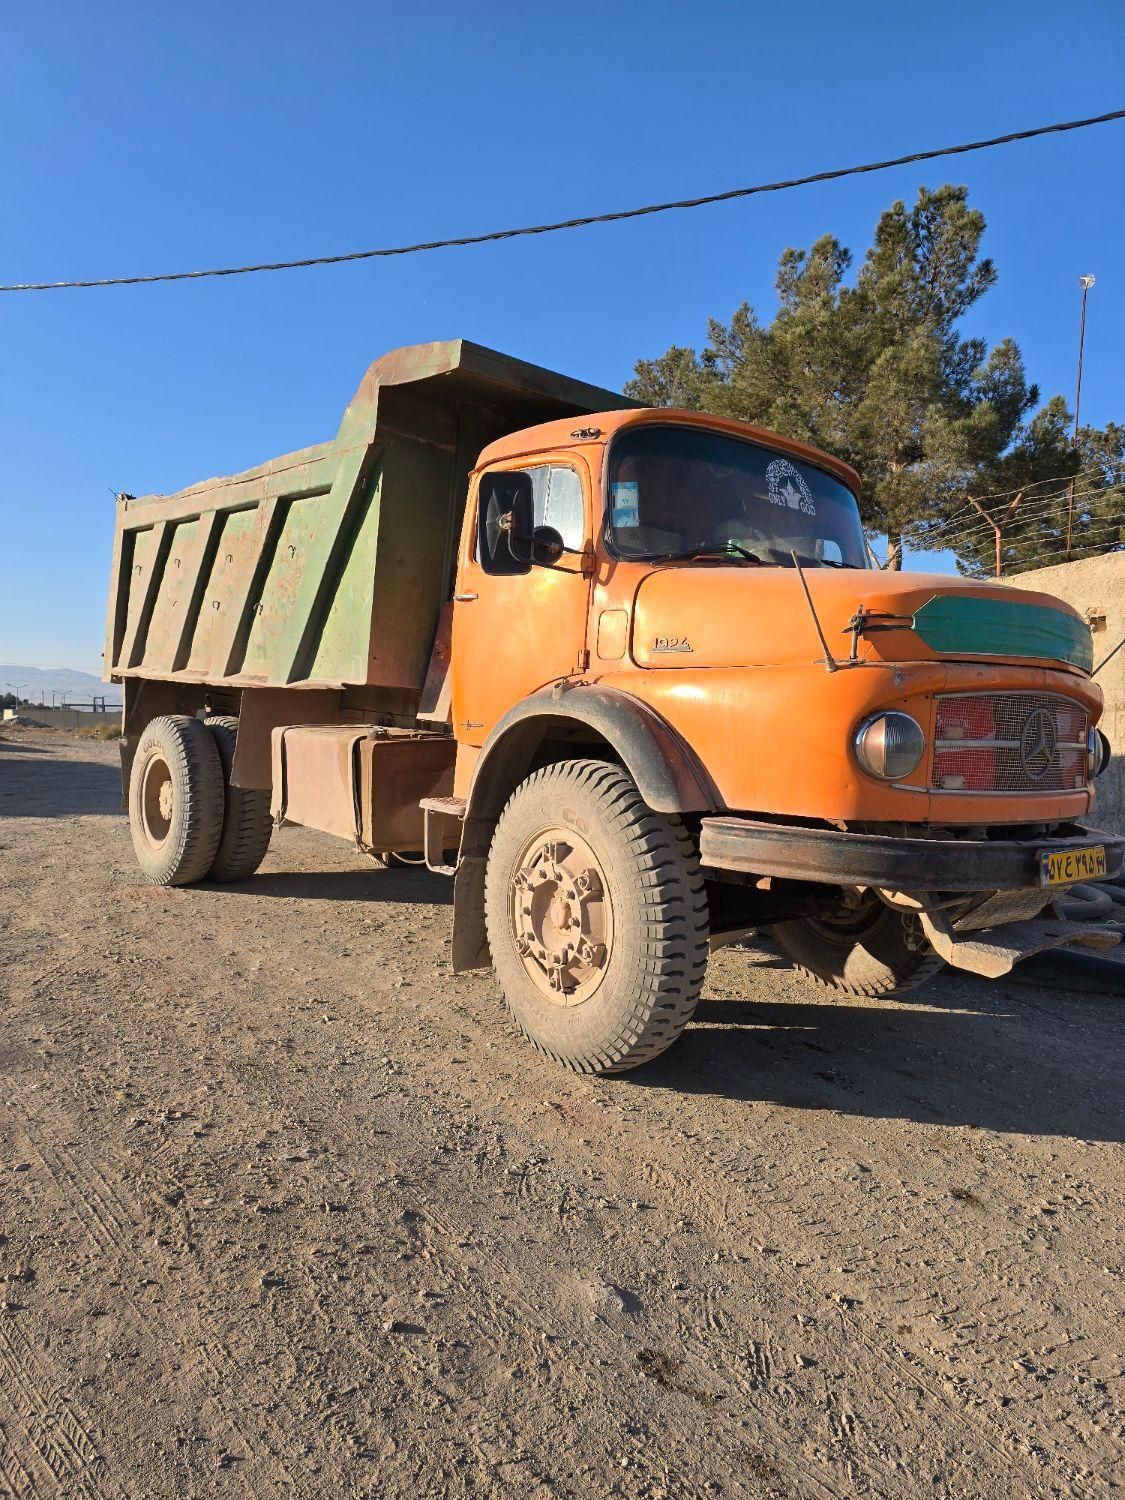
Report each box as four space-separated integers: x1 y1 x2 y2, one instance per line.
2 107 1124 293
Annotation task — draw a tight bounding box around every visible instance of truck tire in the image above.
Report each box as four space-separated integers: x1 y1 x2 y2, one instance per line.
484 759 709 1074
128 715 225 886
203 716 274 881
770 901 945 998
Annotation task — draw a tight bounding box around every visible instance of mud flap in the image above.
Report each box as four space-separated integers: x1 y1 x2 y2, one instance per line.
918 908 1120 980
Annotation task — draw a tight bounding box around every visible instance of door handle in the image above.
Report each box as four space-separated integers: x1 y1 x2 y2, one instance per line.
454 592 478 602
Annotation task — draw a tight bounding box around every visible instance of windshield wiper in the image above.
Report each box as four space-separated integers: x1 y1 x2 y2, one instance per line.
650 542 764 565
789 553 851 569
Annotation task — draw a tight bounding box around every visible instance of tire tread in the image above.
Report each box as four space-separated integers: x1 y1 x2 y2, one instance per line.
129 715 225 886
203 715 273 882
485 759 709 1074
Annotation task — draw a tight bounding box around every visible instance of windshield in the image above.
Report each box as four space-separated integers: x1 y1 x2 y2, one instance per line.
607 424 868 568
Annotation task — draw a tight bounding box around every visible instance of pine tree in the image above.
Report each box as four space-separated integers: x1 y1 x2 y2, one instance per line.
626 185 1117 573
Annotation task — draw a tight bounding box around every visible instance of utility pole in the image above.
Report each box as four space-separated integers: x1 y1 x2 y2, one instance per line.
1066 274 1095 560
6 682 27 708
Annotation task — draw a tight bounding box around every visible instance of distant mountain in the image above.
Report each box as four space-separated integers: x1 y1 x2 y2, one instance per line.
0 664 122 707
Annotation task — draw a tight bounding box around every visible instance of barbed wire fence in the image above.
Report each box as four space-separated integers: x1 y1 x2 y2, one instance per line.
865 466 1124 575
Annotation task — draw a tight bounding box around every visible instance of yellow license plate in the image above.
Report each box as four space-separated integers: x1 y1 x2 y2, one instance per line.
1040 845 1107 887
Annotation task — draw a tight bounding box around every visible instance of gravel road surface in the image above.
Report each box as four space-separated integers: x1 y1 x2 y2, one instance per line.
0 728 1121 1499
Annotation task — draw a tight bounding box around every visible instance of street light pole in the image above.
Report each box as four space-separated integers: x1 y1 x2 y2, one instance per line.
1066 274 1096 560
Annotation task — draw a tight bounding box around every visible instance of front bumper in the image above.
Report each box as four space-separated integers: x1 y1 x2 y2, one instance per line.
699 817 1125 892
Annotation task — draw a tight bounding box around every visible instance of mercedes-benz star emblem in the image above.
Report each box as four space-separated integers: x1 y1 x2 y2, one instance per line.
1020 707 1057 781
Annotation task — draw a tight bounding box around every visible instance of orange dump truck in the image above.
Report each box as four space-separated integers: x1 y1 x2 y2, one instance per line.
106 339 1120 1073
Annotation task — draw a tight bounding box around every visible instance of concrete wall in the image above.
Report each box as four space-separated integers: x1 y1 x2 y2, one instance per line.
1005 552 1125 836
2 706 120 729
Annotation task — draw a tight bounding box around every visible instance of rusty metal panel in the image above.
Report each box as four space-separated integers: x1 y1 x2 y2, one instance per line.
232 688 341 791
270 723 455 854
417 603 453 724
106 340 632 694
357 732 455 852
271 725 364 841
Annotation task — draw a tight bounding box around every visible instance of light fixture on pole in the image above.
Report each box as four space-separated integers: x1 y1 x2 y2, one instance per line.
1066 274 1096 560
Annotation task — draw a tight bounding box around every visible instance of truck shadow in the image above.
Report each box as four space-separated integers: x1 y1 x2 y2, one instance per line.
0 753 122 817
633 968 1125 1143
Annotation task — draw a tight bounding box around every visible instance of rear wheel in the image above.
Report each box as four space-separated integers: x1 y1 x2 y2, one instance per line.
129 715 225 886
484 759 709 1074
203 715 274 881
770 895 945 997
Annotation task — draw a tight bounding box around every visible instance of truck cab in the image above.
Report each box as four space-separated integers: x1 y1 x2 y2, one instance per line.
444 404 1118 1053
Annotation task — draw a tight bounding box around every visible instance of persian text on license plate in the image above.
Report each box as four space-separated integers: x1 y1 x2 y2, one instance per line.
1040 844 1107 887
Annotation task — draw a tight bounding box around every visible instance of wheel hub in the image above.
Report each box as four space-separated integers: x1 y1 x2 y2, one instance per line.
510 827 612 1005
140 754 175 847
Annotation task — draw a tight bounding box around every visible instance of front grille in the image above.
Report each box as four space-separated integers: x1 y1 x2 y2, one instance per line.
932 693 1088 794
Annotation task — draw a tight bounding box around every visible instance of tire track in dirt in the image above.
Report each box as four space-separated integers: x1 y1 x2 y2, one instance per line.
16 1114 289 1498
647 1044 1120 1498
428 983 1079 1498
293 1096 845 1499
0 1399 44 1500
365 1195 834 1500
4 733 1122 1499
0 1312 113 1500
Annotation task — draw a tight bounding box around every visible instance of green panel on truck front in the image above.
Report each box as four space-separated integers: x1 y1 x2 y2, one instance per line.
912 594 1093 673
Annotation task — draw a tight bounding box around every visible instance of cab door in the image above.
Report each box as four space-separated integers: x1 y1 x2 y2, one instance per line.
451 457 592 746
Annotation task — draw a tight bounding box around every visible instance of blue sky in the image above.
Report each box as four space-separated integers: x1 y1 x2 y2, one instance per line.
1 1 1122 673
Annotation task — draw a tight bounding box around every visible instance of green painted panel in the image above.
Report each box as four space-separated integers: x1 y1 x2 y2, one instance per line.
121 527 155 652
187 509 260 676
142 518 199 671
912 594 1093 673
242 493 332 676
367 438 458 690
308 462 383 682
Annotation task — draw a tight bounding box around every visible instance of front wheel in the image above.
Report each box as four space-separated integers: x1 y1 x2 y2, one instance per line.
484 759 710 1074
770 896 945 998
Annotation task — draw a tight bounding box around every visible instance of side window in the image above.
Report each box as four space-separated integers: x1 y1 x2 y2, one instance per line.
543 467 585 550
472 463 586 563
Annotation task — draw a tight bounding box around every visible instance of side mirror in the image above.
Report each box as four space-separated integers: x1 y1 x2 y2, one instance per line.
478 471 534 576
528 525 565 567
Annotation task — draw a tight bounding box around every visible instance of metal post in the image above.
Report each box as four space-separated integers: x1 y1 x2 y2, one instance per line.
1066 275 1095 559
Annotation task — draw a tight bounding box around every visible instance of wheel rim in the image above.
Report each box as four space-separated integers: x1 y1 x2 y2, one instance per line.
509 825 613 1006
140 753 175 847
803 894 890 948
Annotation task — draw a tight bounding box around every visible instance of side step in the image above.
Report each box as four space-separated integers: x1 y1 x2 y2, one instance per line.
419 795 466 876
919 909 1120 980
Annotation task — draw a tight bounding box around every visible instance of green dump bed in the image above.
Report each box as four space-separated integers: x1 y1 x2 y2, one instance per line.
105 340 630 694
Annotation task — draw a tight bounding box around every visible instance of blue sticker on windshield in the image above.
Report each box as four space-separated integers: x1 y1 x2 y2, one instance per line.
611 481 640 528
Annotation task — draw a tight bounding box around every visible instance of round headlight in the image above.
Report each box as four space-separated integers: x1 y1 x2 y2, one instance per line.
1088 726 1111 779
854 712 926 781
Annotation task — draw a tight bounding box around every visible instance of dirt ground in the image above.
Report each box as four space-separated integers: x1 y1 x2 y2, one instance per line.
0 727 1121 1500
